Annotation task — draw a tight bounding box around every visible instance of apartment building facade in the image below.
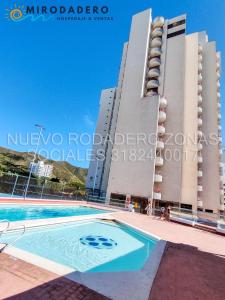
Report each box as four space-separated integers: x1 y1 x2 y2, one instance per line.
86 8 224 214
30 161 53 178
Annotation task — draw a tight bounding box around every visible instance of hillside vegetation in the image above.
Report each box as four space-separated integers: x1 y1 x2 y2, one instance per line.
0 146 87 188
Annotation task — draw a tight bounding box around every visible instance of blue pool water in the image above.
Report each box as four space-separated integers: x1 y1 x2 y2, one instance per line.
0 220 158 272
0 205 109 221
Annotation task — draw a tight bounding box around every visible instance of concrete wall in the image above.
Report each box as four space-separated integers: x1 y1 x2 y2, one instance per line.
201 42 220 212
107 9 159 199
160 33 185 204
180 33 199 209
86 88 116 191
100 43 129 194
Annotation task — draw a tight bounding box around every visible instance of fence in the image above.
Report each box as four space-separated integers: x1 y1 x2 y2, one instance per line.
0 172 86 201
169 206 224 225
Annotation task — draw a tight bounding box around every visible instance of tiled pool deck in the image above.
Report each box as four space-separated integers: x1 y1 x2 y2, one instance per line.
0 198 225 300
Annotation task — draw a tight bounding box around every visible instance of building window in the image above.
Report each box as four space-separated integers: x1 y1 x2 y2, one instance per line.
167 19 185 29
181 204 192 210
205 209 213 213
167 29 185 39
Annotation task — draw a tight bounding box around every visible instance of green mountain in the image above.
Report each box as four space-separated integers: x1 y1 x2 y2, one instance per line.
0 146 87 187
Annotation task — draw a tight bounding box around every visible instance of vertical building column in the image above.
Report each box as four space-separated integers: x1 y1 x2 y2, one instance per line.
180 33 199 211
201 42 221 213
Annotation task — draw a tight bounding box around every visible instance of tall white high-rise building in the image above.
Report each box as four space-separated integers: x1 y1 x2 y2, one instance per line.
86 8 224 214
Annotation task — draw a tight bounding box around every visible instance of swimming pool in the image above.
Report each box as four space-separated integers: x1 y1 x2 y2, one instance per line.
0 205 109 222
1 220 158 272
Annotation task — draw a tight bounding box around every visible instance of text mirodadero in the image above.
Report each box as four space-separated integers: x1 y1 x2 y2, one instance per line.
26 6 109 15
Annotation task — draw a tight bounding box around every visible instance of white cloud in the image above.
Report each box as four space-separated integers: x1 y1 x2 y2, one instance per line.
83 113 94 128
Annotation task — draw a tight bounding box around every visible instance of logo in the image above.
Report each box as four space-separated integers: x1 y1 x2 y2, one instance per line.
5 4 113 22
80 235 117 249
5 4 25 22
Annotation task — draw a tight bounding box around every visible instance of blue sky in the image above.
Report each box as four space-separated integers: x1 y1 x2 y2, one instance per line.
0 0 224 168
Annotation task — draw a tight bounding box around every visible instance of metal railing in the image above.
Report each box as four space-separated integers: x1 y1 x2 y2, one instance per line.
0 221 26 253
0 172 86 201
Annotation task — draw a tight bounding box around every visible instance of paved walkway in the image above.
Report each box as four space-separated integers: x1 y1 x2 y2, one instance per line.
111 211 225 256
0 253 109 300
149 242 225 300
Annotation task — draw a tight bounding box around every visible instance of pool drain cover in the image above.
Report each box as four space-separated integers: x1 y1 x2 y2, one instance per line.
79 235 117 249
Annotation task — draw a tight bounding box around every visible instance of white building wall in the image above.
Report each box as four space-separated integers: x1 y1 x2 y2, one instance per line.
201 42 221 212
86 88 116 192
180 33 199 209
100 43 129 194
107 9 159 199
160 30 186 204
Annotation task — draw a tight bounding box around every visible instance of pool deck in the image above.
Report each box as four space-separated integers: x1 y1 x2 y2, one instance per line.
0 198 225 300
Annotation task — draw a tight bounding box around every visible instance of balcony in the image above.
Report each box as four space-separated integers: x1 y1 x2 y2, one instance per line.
218 103 221 109
151 37 162 47
198 54 203 62
153 192 161 200
198 85 203 94
220 190 224 196
198 45 203 53
159 97 167 108
147 79 159 89
220 204 224 211
153 16 165 28
217 92 221 99
147 68 160 78
158 125 165 135
150 47 162 57
198 118 202 126
198 74 203 83
154 174 163 183
217 71 220 79
156 140 165 150
197 199 203 207
198 63 203 72
198 143 203 151
217 82 220 90
218 125 222 131
198 156 203 163
218 113 221 120
220 175 224 181
155 157 164 166
151 27 163 38
148 57 161 68
197 185 203 192
198 95 203 104
197 130 203 138
218 137 222 143
216 62 220 70
146 90 157 97
198 107 203 114
198 170 203 177
219 162 223 168
158 111 166 122
219 149 223 155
